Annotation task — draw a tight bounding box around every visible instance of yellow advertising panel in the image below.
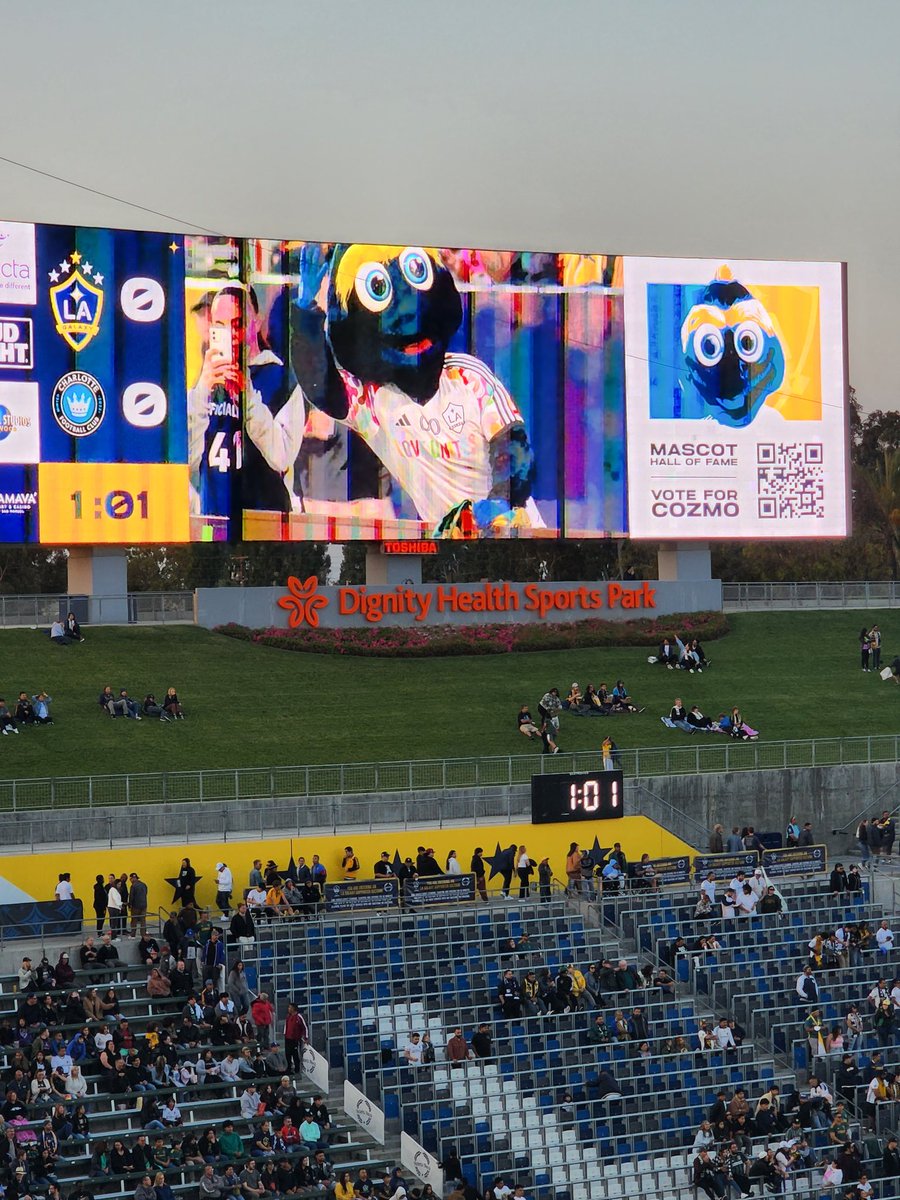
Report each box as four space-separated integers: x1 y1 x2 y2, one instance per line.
0 816 695 909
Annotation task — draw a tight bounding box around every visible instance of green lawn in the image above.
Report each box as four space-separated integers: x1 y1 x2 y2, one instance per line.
0 611 895 780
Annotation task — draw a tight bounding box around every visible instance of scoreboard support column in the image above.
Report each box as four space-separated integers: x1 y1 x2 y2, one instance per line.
657 542 712 582
67 547 129 625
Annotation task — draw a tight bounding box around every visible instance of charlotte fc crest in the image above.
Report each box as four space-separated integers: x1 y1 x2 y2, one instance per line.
48 250 104 351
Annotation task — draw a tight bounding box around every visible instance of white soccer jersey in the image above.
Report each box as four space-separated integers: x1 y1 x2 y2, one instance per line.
335 353 524 525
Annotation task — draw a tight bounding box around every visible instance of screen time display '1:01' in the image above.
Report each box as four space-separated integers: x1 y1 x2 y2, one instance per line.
71 489 149 520
37 462 190 544
530 770 625 824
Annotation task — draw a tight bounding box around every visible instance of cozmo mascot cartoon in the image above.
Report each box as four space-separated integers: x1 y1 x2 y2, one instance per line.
294 243 541 537
679 265 785 428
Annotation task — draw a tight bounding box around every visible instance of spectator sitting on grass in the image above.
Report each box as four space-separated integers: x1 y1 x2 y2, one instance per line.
517 705 540 741
65 611 84 641
118 689 142 720
15 692 35 724
686 705 715 731
163 687 184 719
32 692 53 724
611 681 644 713
142 694 170 721
0 698 19 735
99 685 124 716
49 619 69 645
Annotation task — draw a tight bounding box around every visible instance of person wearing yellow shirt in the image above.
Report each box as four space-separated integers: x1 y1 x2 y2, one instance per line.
568 964 591 1010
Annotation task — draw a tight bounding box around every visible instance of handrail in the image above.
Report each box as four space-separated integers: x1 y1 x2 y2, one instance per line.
2 734 900 819
837 770 900 835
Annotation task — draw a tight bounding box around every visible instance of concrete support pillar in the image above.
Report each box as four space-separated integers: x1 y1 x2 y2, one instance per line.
67 547 129 624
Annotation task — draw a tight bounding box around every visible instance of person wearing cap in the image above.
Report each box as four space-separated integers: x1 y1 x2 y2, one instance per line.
215 862 233 920
17 956 36 992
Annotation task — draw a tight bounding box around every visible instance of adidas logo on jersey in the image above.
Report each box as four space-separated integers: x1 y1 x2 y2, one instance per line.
394 414 412 427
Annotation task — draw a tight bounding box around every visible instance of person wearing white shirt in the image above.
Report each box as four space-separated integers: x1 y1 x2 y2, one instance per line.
246 886 267 913
720 890 737 919
160 1098 182 1125
876 921 894 954
735 885 758 915
869 979 890 1008
107 880 124 938
446 851 463 875
94 1027 114 1052
822 1161 843 1187
749 869 766 899
712 1019 736 1051
51 1052 73 1077
404 1033 423 1065
728 873 747 897
699 874 716 904
54 874 74 901
215 863 234 921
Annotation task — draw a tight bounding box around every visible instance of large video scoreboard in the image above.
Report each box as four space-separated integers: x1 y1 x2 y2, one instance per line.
0 219 849 544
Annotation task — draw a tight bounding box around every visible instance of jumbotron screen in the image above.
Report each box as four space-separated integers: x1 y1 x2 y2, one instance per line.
0 218 848 544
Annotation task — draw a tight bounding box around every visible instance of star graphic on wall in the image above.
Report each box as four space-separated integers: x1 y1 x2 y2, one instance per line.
94 272 104 285
59 260 70 274
165 874 203 903
587 836 613 865
391 851 405 875
82 262 93 276
169 241 180 253
484 842 517 881
284 856 298 883
48 269 59 283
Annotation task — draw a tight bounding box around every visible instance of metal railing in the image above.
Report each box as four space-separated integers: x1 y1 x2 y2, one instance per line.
723 579 900 609
1 734 899 816
0 591 193 626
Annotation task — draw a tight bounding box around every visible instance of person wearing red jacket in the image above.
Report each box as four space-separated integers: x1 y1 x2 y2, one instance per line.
251 993 275 1048
284 1004 309 1074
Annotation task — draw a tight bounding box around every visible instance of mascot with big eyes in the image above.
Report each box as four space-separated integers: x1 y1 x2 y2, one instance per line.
679 264 785 428
293 244 540 537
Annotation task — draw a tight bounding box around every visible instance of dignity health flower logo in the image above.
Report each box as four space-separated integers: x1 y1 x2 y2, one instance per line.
277 575 328 628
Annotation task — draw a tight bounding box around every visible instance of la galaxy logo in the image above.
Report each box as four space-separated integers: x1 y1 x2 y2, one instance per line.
52 371 106 437
48 250 104 351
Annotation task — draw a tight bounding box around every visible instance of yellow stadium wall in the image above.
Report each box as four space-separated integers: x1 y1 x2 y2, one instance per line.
2 816 695 911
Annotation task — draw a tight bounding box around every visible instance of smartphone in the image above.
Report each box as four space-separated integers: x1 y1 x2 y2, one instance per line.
209 325 232 363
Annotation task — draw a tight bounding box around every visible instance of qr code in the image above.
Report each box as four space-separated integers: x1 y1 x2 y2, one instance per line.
757 443 825 519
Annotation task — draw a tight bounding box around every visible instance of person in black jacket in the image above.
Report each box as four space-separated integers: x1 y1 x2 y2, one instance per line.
229 902 256 941
693 1150 727 1200
883 1136 900 1179
176 858 197 906
471 848 487 901
497 971 522 1018
93 875 107 933
499 843 516 897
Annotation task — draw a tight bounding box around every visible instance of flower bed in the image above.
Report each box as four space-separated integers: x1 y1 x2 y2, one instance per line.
214 611 729 658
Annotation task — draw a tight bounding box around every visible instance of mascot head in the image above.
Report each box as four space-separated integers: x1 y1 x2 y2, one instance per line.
680 265 785 427
326 245 462 401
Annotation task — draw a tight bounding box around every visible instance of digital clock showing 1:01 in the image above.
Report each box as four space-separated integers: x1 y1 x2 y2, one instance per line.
70 490 150 521
531 770 625 824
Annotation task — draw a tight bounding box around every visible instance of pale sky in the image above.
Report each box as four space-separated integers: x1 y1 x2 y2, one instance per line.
2 0 897 412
